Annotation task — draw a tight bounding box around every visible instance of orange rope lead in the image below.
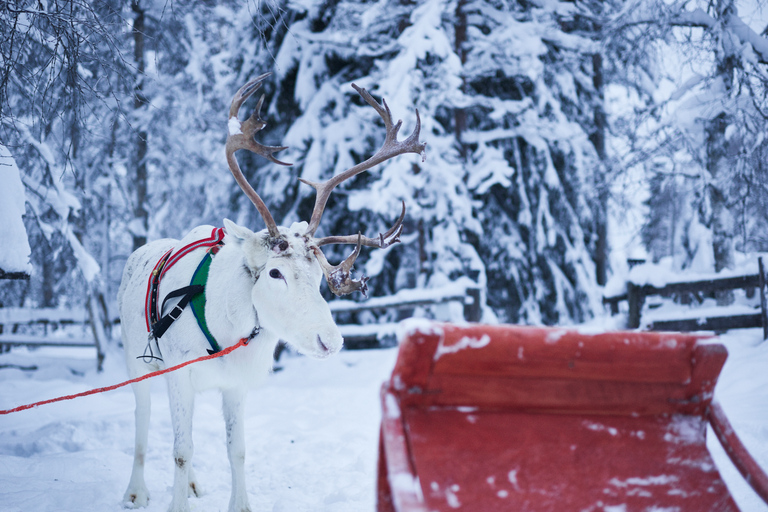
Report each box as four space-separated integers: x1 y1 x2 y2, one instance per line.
0 338 248 415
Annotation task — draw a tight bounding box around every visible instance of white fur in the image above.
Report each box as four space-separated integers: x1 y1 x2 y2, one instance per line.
118 221 343 512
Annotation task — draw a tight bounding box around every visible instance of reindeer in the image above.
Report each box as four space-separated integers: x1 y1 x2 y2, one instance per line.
117 73 425 512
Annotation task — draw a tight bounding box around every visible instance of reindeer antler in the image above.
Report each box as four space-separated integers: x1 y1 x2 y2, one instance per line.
313 201 406 249
303 85 426 295
226 77 426 295
225 73 290 239
300 84 426 237
312 234 370 296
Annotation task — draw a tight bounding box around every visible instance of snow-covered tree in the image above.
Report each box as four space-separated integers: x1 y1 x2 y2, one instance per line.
456 0 607 323
13 0 768 330
0 1 129 317
612 0 768 274
230 0 606 324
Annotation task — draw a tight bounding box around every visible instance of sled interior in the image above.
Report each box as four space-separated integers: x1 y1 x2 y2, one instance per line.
376 322 767 512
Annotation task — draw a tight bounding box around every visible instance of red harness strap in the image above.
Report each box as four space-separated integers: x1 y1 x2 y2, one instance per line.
144 249 173 332
144 227 225 332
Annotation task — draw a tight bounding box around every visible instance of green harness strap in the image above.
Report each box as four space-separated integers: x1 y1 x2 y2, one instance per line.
189 251 222 354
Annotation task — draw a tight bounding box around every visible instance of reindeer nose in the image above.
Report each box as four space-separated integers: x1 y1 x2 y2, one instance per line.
317 335 330 354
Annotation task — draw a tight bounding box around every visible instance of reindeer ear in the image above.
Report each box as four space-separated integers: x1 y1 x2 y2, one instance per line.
223 219 254 242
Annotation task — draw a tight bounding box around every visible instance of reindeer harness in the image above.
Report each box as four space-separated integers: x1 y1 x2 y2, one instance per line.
144 227 228 355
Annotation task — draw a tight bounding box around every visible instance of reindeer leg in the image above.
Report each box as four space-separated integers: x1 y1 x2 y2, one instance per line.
187 466 201 498
123 379 151 508
167 373 195 512
222 388 252 512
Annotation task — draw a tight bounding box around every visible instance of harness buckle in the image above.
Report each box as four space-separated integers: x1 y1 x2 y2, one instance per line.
138 331 163 363
168 304 185 321
245 326 260 345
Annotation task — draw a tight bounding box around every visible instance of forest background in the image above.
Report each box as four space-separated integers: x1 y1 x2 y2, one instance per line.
2 0 768 332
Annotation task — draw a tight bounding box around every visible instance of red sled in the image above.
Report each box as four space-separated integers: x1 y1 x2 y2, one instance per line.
376 323 768 511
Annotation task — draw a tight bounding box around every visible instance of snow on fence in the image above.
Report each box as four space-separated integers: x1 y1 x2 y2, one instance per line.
329 282 482 349
603 257 768 340
0 307 106 370
0 269 30 280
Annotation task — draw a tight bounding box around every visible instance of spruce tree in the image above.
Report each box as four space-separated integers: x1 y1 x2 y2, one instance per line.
243 0 604 324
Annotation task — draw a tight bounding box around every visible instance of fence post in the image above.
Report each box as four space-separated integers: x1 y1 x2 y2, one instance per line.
87 294 106 372
627 282 645 329
464 288 482 323
759 257 767 342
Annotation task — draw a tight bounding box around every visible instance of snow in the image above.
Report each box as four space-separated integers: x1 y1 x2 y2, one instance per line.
390 473 422 499
0 345 398 512
434 334 491 360
0 145 32 275
227 117 243 136
1 325 768 511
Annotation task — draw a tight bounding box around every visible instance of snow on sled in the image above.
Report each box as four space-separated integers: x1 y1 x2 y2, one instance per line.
376 322 768 511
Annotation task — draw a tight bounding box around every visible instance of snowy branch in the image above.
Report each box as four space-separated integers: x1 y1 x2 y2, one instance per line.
671 8 768 65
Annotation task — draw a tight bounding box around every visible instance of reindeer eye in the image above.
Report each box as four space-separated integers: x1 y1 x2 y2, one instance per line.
269 269 283 279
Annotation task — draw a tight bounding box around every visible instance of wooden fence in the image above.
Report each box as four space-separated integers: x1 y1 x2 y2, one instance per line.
329 284 482 349
603 258 768 340
0 307 107 370
1 283 482 364
0 269 30 280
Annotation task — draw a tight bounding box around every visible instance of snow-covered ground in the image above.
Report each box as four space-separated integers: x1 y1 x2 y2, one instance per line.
1 325 767 511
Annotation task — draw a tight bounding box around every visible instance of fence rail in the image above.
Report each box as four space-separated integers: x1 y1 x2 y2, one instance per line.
0 307 106 368
3 284 483 361
603 257 768 340
329 284 481 348
0 268 30 280
0 333 98 348
0 307 90 324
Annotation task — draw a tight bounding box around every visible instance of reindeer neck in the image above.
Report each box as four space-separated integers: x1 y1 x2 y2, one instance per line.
204 241 262 347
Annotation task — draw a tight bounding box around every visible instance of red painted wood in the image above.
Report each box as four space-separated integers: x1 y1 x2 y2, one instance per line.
709 401 768 504
391 323 725 416
389 329 440 395
420 373 691 415
378 387 429 512
432 324 700 384
376 427 396 512
405 408 737 512
377 323 741 511
686 343 729 415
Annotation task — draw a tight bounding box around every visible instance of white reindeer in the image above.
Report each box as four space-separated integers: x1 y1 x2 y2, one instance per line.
118 73 425 512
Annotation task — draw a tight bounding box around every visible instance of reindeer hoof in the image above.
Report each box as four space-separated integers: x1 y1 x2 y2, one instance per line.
122 486 150 508
189 481 201 498
188 467 202 497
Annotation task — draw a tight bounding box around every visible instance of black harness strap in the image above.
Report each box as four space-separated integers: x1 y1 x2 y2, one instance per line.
142 231 259 361
148 249 173 329
150 285 204 340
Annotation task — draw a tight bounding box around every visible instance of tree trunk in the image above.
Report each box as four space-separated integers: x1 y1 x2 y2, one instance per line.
131 0 149 251
453 0 468 161
590 53 609 286
705 113 735 279
706 120 735 276
706 0 736 304
708 0 736 278
87 284 108 372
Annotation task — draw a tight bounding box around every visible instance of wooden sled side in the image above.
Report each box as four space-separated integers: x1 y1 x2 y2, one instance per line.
377 323 767 511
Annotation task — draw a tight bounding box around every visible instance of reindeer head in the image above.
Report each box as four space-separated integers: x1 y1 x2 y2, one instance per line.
223 73 426 357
